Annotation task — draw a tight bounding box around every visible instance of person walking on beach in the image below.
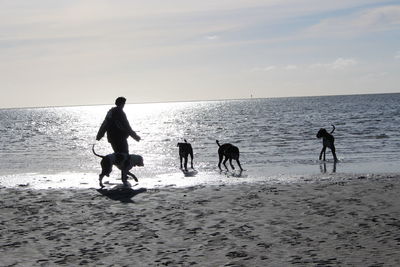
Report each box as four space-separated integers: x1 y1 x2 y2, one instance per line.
96 97 141 153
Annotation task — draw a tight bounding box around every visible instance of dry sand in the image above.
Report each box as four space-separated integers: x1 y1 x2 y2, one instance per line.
1 175 400 266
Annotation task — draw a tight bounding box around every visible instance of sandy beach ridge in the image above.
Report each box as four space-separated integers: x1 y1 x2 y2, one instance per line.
1 174 400 266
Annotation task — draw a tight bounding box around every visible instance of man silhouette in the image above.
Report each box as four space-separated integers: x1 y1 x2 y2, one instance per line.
96 97 140 153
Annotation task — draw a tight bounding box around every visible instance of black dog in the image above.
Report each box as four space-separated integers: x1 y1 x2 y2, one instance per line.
92 144 144 188
316 125 338 162
216 140 243 171
177 139 194 171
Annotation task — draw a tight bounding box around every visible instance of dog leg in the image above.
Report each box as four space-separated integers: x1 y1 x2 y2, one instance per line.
331 146 338 162
99 174 105 188
223 157 229 171
189 151 194 169
127 171 138 182
319 147 326 161
229 158 235 170
179 156 183 169
218 154 224 170
236 159 243 171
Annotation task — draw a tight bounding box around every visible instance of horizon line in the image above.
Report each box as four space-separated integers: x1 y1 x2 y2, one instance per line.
1 91 399 110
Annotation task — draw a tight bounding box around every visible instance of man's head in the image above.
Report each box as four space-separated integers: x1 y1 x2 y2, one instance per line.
115 97 126 107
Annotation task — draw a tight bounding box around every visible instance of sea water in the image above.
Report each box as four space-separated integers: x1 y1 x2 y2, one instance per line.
0 93 399 189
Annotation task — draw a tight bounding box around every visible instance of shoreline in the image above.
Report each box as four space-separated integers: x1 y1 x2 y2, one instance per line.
1 169 400 190
1 174 400 266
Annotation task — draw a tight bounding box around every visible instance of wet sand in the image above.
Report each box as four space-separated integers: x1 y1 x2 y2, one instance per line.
1 175 400 266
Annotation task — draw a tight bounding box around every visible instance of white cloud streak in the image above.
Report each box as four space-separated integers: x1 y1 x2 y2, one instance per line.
250 58 357 72
285 65 298 70
310 58 358 70
249 66 277 72
305 5 400 37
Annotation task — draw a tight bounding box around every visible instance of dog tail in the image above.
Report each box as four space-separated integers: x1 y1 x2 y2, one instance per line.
331 124 336 134
92 144 105 159
184 139 187 143
216 140 221 147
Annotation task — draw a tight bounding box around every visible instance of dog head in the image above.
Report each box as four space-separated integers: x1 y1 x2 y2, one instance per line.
130 154 144 167
316 128 328 138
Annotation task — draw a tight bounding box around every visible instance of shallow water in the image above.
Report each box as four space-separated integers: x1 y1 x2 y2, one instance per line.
0 93 399 188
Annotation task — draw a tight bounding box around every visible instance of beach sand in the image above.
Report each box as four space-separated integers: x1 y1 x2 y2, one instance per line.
1 175 400 266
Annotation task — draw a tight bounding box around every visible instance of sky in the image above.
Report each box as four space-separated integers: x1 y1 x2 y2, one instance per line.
0 0 399 108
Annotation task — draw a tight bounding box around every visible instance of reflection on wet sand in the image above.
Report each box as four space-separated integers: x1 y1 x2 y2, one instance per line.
319 161 337 174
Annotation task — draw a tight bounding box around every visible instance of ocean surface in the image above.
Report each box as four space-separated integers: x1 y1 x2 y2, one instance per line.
1 93 399 189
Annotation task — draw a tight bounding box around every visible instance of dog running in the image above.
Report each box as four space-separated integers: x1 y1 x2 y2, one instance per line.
177 139 194 171
92 144 144 188
216 140 243 171
316 125 338 162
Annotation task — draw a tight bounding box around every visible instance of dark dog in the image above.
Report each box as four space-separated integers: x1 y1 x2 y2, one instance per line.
216 140 243 171
177 139 194 171
92 144 144 188
316 125 338 162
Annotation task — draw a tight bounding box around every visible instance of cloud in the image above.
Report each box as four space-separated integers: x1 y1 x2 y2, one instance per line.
249 59 356 73
248 65 299 73
360 72 388 82
310 58 357 70
285 65 298 70
330 58 358 69
205 35 219 40
395 51 400 59
249 65 277 72
305 5 400 37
